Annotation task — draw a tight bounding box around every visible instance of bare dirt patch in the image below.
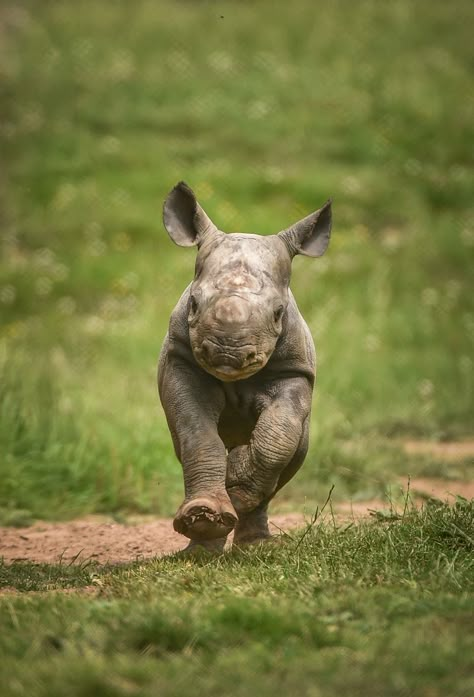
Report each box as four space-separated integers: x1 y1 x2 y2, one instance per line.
0 514 308 565
0 509 380 566
1 476 472 566
403 477 474 501
402 439 474 460
2 431 473 569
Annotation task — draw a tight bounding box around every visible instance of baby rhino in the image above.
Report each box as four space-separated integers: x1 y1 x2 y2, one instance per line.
158 182 332 551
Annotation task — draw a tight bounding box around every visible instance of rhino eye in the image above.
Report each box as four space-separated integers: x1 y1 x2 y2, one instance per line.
190 295 198 314
274 306 284 322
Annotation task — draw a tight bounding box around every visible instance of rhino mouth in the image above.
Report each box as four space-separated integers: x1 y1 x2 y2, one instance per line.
193 343 265 381
191 334 270 381
207 362 263 382
212 352 244 369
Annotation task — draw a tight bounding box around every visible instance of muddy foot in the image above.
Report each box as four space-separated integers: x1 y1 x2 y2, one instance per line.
173 494 237 541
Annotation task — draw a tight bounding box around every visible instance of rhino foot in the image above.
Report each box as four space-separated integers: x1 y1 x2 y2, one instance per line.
179 537 227 556
232 505 272 546
173 493 237 541
233 530 273 546
233 535 281 550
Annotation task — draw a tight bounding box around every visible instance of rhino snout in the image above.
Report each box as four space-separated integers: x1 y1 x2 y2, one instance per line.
199 339 259 370
189 294 277 380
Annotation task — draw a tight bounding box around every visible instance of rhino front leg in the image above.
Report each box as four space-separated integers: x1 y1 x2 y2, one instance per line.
159 358 237 541
226 378 312 515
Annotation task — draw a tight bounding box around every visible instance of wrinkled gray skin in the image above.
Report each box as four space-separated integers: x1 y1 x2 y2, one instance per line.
158 182 332 551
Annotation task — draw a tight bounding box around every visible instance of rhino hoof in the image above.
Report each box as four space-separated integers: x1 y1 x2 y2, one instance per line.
177 537 227 557
173 495 237 541
232 533 276 548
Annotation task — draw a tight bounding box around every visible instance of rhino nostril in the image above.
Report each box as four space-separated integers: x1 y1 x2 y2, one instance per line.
246 350 257 363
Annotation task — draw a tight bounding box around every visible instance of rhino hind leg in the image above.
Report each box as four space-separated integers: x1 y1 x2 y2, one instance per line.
233 503 272 545
173 492 237 541
178 536 228 556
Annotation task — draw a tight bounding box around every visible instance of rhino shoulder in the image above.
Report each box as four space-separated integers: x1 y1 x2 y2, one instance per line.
166 284 194 359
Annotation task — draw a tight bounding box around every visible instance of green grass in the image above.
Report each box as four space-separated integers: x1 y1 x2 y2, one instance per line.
1 0 473 522
1 501 473 696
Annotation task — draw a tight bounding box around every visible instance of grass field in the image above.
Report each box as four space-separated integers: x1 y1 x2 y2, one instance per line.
1 501 473 697
1 0 473 694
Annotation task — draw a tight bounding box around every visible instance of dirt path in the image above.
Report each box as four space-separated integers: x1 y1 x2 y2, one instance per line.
402 439 474 460
0 513 308 565
1 476 472 565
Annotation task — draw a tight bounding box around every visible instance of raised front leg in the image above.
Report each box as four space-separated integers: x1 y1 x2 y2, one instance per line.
226 377 312 514
159 354 237 541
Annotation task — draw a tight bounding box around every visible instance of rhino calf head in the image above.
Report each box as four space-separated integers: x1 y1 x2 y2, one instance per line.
163 182 332 382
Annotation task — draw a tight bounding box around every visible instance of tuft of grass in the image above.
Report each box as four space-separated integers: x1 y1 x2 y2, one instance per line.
0 560 98 593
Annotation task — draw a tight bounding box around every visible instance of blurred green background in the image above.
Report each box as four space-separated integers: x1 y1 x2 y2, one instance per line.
1 0 473 524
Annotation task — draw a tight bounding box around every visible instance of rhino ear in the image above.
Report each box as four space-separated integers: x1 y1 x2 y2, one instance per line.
163 181 218 247
278 199 332 258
